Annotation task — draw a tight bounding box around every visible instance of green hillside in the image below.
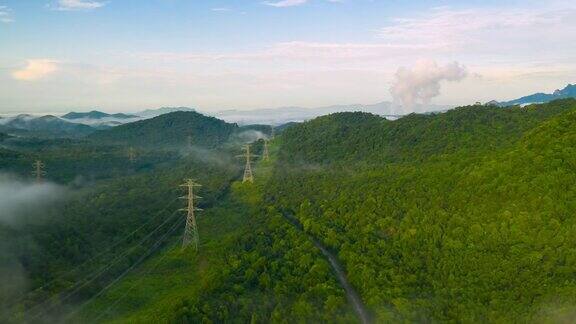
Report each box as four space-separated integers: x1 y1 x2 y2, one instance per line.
279 99 575 165
77 182 356 323
1 153 241 322
266 99 576 322
2 149 358 323
89 111 238 148
0 138 180 183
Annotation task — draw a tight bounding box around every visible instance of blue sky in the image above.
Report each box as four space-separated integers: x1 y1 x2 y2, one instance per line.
0 0 575 113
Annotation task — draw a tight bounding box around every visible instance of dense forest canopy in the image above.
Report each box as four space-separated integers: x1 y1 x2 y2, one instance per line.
2 100 576 323
279 99 576 165
266 99 576 322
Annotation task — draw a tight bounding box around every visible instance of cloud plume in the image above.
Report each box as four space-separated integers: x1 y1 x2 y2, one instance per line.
390 60 467 111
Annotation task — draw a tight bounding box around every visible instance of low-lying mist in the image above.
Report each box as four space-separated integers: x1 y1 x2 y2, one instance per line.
0 173 68 225
233 130 269 143
0 174 68 320
180 145 237 167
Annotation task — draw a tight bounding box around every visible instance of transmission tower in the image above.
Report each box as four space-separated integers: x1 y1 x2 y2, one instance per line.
238 144 257 183
128 147 136 163
32 160 46 183
262 139 270 161
188 135 193 149
179 179 202 250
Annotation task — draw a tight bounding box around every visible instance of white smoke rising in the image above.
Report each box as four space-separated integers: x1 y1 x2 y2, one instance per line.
0 173 67 224
390 60 467 112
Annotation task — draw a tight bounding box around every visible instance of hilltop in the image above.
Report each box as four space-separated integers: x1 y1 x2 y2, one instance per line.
267 98 576 322
279 98 576 165
88 111 238 148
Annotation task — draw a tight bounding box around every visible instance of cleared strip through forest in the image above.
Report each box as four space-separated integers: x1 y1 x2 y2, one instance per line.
282 212 372 324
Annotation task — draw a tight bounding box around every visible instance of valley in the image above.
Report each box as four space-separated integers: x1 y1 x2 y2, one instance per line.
1 98 576 323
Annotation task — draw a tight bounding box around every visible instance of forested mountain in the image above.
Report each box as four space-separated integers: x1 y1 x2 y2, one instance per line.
0 155 240 320
89 111 238 148
1 141 353 323
3 99 576 323
266 98 576 322
279 99 575 165
75 179 355 323
0 137 181 183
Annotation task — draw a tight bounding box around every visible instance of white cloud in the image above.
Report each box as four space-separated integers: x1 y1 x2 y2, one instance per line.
264 0 308 8
0 5 13 23
211 7 231 12
378 5 576 52
3 2 576 112
137 3 576 65
55 0 106 11
136 41 439 64
12 59 59 81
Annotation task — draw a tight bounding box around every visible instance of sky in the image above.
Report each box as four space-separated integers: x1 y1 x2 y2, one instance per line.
0 0 575 113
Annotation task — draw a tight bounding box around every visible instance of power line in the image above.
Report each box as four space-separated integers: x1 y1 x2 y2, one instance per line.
65 217 185 322
92 232 177 322
237 144 257 183
32 160 46 183
26 209 182 321
5 198 179 312
128 147 137 163
263 139 270 161
180 179 202 250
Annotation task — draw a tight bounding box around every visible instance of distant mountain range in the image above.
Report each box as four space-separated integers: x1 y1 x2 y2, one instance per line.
62 111 137 120
3 83 574 139
498 84 576 106
0 107 199 138
0 114 96 138
60 110 142 129
211 102 447 125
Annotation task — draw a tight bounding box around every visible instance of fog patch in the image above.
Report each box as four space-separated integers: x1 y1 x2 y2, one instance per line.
233 130 269 144
0 173 67 225
181 145 236 167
